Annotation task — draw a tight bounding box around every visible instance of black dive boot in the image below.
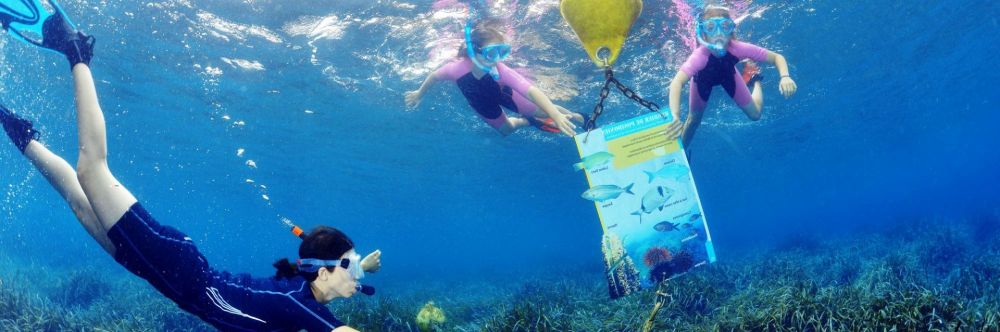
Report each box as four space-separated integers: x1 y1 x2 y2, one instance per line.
41 7 95 69
0 104 40 153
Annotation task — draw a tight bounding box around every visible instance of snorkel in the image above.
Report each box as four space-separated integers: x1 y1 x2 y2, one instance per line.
290 225 376 296
465 21 501 80
696 6 735 57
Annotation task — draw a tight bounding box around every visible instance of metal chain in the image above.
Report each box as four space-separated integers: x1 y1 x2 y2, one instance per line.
585 66 664 131
584 70 614 131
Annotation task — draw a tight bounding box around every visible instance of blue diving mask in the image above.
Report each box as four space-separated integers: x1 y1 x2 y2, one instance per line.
465 22 501 80
696 17 735 57
298 253 365 280
478 43 511 63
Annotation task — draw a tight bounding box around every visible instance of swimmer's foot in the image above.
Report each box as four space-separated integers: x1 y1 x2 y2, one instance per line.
528 117 561 133
0 104 40 153
741 60 762 89
42 8 95 69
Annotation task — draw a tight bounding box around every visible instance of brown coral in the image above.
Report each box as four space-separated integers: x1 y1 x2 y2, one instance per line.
643 246 672 269
649 250 696 283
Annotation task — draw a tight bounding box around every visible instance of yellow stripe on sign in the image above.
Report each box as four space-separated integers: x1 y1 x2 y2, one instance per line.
560 0 643 67
574 136 610 231
607 124 680 170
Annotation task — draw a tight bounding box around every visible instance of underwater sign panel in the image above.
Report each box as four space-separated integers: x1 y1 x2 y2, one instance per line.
574 111 716 299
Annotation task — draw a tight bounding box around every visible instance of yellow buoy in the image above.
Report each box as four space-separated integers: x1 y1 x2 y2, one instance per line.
415 301 446 332
560 0 643 67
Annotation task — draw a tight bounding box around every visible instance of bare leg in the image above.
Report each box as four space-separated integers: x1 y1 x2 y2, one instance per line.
740 82 763 121
23 140 114 254
497 117 530 136
681 110 705 147
71 64 138 230
751 81 764 110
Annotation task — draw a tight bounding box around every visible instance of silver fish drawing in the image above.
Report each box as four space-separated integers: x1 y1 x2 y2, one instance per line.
631 186 674 220
573 152 614 171
689 214 702 222
643 164 690 183
581 183 635 202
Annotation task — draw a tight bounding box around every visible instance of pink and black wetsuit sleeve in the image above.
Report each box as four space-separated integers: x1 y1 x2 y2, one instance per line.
432 58 474 81
727 40 769 63
495 62 539 118
433 59 539 130
680 41 769 112
495 63 533 100
433 59 535 96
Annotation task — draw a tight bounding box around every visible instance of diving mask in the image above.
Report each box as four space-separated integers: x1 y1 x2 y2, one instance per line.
700 17 735 37
478 43 511 62
298 253 365 280
696 17 735 57
464 22 501 80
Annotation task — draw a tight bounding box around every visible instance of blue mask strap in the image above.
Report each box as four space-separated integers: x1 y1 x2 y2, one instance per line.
298 257 364 279
465 22 500 80
297 258 339 273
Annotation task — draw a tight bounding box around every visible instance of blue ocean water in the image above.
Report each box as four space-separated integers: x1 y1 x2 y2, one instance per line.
1 0 998 329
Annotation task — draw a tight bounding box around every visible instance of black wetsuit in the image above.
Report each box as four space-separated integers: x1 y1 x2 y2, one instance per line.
108 203 344 332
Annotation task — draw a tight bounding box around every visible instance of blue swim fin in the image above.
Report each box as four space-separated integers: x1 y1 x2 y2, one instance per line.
2 0 71 49
1 0 94 68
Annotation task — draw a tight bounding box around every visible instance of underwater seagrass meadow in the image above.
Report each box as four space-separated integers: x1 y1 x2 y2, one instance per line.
1 0 999 331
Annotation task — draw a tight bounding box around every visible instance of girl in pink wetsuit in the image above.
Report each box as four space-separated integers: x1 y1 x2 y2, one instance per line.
406 23 583 137
667 5 798 146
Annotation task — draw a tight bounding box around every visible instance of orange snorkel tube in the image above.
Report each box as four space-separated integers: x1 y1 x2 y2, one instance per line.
290 225 306 240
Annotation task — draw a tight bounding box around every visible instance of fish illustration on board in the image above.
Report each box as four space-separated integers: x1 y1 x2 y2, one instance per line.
574 152 614 171
643 164 689 183
582 184 635 202
631 186 674 222
654 221 681 232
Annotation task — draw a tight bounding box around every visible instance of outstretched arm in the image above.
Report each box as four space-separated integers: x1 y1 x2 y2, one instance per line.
361 249 381 272
766 51 797 98
526 87 576 137
405 73 441 109
666 70 690 140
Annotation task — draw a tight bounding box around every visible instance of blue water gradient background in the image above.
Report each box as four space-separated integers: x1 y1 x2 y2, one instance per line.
1 0 998 292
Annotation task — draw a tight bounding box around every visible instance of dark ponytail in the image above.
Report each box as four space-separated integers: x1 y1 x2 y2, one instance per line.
273 226 354 281
272 258 300 279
